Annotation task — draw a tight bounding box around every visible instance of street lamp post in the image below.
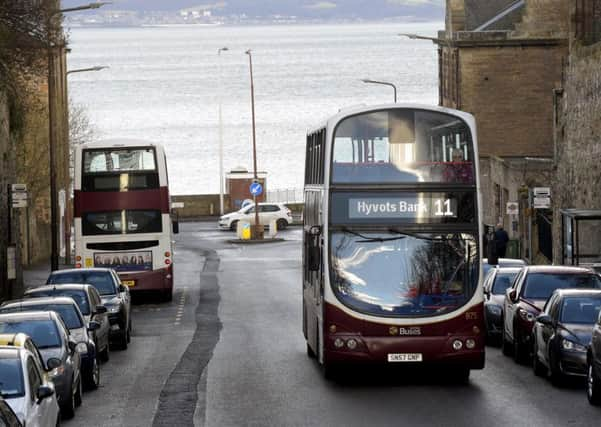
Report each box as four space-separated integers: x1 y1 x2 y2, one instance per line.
245 49 262 240
361 78 397 103
217 47 228 216
47 2 110 271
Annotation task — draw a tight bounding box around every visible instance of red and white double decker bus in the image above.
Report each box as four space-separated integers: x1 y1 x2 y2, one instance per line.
303 104 484 380
73 140 177 301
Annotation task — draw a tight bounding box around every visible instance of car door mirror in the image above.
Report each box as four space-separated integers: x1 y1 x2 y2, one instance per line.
95 305 108 314
506 288 517 303
537 314 554 326
68 340 77 353
88 320 101 332
119 284 127 293
46 357 62 370
36 384 54 403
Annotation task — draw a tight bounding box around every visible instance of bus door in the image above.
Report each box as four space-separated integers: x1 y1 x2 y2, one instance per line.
303 190 323 352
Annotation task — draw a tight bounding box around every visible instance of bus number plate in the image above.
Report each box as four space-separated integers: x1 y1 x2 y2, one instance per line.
123 280 135 287
388 353 422 362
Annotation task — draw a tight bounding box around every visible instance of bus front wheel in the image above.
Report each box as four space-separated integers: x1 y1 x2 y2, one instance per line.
163 289 173 302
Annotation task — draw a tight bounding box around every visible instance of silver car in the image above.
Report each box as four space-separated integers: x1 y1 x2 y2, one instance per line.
0 311 82 419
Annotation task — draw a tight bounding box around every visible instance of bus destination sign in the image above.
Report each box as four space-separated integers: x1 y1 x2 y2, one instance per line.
349 197 457 219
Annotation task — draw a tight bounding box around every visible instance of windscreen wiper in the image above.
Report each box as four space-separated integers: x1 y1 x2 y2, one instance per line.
342 227 407 243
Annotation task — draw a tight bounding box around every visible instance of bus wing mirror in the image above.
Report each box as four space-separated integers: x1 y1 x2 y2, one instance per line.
173 220 180 234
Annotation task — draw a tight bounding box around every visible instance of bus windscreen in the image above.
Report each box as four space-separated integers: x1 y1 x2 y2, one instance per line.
82 148 159 191
332 110 474 184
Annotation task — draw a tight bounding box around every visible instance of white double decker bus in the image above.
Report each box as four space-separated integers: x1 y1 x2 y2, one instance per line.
73 140 177 301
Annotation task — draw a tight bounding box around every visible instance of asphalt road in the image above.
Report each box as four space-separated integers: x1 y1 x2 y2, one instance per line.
65 221 601 427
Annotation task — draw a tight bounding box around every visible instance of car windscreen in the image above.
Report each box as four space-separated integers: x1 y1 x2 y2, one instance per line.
0 304 83 330
0 320 61 349
491 272 519 295
48 272 116 296
27 290 91 315
330 231 478 317
0 359 25 398
560 296 601 324
523 274 601 300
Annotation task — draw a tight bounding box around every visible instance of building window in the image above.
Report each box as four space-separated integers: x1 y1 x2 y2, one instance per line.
575 0 601 45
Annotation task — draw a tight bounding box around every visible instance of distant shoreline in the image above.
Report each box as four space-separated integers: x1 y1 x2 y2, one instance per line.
67 18 443 30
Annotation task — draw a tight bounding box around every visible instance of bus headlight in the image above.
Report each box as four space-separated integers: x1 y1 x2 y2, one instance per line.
346 338 358 350
452 340 463 351
334 338 345 349
465 339 476 349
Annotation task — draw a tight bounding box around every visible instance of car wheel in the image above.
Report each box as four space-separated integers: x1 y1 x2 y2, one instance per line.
587 360 601 405
532 341 546 377
119 330 129 350
163 289 173 303
99 342 110 363
126 320 132 344
448 368 471 384
60 379 76 419
230 220 238 231
74 377 82 407
549 354 564 387
276 219 288 230
513 328 527 364
85 357 100 391
306 342 316 359
501 328 513 357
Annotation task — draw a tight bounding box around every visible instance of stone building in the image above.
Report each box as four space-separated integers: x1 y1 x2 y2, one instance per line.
436 0 569 261
552 1 601 266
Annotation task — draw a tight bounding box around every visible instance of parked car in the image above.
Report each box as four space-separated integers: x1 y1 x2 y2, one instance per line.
0 397 23 427
218 202 293 231
46 268 132 350
0 347 59 427
482 257 527 278
25 284 110 362
0 297 101 390
587 295 601 405
532 289 601 385
0 333 52 384
483 267 521 342
0 311 82 419
502 266 601 363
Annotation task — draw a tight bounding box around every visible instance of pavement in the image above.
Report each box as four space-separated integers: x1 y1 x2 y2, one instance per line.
23 261 72 290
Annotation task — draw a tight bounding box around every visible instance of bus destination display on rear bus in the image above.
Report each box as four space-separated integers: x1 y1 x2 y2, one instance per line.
331 192 475 224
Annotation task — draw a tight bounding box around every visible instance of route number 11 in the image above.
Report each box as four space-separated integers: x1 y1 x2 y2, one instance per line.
434 199 454 216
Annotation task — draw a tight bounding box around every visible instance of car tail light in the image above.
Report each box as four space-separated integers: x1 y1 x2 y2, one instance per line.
75 263 82 268
165 259 171 265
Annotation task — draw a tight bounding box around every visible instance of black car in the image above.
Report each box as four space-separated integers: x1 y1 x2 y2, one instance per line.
0 311 82 419
25 284 111 362
0 297 102 390
483 267 521 341
46 268 132 349
532 289 601 385
587 294 601 405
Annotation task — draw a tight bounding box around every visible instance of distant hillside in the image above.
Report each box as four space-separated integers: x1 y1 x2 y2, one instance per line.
60 0 445 19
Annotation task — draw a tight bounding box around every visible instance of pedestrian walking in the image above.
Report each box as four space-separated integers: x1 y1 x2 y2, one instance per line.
494 223 509 258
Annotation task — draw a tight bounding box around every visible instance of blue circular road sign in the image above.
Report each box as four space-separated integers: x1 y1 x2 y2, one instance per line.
249 182 263 196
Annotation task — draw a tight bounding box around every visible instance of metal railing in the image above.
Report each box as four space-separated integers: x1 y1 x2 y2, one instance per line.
266 188 304 204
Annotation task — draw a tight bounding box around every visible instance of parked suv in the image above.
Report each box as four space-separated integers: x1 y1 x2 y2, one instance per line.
502 266 601 363
218 203 293 231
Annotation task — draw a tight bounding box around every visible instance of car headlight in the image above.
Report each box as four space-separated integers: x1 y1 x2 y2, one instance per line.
518 308 535 322
487 305 502 316
76 342 88 354
561 339 586 352
106 305 120 313
50 365 65 378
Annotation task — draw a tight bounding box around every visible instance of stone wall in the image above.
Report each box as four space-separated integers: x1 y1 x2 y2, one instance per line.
552 43 601 263
458 44 565 157
516 0 570 38
0 92 11 290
